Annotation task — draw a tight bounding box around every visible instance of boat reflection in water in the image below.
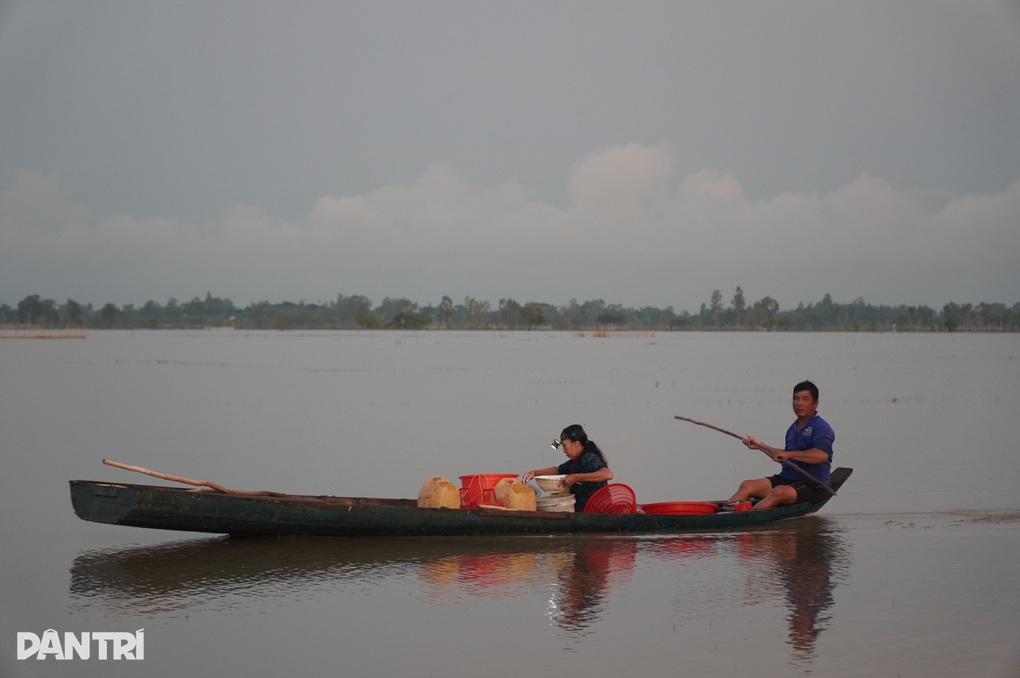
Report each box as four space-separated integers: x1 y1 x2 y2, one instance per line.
729 518 851 661
70 534 638 628
70 518 848 658
643 518 848 660
545 538 637 633
416 536 638 632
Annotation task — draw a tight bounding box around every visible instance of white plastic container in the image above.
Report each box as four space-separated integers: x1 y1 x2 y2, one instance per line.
535 494 576 513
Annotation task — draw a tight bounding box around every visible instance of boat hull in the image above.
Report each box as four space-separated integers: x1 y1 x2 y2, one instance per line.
70 468 852 537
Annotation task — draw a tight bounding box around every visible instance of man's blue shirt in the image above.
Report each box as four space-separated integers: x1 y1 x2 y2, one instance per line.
781 412 834 484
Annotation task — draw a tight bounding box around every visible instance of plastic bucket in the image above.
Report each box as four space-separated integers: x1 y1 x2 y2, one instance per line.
459 474 519 509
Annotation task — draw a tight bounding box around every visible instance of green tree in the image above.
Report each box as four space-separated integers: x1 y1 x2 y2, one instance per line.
252 307 268 329
18 294 43 325
65 299 82 327
917 305 935 329
579 299 607 327
709 290 723 327
596 308 627 326
464 296 491 329
519 304 545 330
437 296 455 328
376 297 416 325
272 309 299 329
635 305 673 329
498 298 521 328
346 295 372 323
99 303 119 328
753 296 780 329
732 287 746 327
390 311 432 330
942 303 960 332
355 310 381 329
818 293 835 328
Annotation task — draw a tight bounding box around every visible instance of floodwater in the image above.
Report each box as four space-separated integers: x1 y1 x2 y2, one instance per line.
1 330 1018 677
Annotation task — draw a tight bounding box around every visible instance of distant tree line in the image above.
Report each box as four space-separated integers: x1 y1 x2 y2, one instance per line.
4 290 1019 332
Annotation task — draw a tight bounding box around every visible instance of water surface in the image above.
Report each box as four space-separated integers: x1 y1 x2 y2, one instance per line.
1 331 1017 677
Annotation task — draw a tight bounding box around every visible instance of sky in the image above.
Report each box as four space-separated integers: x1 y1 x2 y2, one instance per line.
1 0 1019 313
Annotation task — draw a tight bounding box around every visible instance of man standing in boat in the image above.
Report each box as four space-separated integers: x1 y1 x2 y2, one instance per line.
727 381 834 510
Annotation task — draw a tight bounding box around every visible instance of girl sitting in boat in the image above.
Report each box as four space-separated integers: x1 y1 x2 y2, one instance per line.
523 424 613 512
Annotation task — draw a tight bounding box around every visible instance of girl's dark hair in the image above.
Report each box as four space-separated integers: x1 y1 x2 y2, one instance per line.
560 424 608 473
560 424 588 444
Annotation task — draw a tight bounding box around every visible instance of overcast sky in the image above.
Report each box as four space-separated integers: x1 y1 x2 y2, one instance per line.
1 1 1018 312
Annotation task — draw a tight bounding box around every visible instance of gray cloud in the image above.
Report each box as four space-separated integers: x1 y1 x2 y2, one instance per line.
2 153 1017 310
1 1 1018 310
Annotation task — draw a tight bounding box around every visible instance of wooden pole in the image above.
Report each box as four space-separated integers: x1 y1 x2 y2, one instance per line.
103 459 288 497
673 416 745 441
673 416 835 496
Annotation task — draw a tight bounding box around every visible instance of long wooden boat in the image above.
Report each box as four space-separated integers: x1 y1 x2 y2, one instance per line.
69 467 852 537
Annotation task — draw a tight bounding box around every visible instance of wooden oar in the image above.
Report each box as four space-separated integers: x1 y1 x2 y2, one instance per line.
103 459 288 497
673 416 835 496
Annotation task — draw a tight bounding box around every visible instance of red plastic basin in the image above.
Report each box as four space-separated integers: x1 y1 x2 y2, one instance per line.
640 501 720 515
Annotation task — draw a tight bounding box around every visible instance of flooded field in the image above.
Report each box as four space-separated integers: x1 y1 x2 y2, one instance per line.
2 330 1018 677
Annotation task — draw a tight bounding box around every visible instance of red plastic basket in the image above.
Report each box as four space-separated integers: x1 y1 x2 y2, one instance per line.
584 483 637 514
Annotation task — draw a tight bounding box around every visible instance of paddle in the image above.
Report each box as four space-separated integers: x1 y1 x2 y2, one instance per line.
673 416 836 496
103 459 288 497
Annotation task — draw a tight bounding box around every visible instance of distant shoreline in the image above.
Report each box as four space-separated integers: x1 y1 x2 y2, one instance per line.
6 292 1018 333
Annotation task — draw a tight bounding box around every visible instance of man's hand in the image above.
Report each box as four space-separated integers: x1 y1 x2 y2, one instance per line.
743 435 780 461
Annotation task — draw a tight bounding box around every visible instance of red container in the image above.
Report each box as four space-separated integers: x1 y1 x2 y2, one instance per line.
584 483 637 514
640 501 720 515
459 474 519 509
460 487 506 508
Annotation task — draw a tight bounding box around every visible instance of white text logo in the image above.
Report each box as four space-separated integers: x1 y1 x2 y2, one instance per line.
17 629 144 660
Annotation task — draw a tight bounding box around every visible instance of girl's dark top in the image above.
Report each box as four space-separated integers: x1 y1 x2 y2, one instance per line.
557 448 609 511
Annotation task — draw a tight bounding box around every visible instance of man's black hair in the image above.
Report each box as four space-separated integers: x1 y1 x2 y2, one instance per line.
794 380 819 401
